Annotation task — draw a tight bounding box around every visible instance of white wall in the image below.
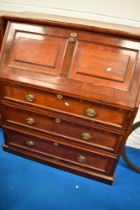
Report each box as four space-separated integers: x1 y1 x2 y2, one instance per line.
0 0 140 27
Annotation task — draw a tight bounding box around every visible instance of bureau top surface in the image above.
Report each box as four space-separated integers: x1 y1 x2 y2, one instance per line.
0 18 140 109
1 10 140 40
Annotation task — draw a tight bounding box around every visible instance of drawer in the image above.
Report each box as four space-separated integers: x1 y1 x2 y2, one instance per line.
3 104 123 154
4 128 116 175
3 85 131 130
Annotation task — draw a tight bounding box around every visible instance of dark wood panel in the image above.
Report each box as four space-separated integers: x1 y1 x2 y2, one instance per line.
9 29 69 75
69 40 136 87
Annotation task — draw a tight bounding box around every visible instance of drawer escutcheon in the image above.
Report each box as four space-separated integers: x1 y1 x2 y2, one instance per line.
57 94 63 100
69 37 76 42
55 118 61 123
70 32 77 37
53 142 59 147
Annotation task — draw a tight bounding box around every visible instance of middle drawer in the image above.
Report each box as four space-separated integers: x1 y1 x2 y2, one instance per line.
3 104 123 154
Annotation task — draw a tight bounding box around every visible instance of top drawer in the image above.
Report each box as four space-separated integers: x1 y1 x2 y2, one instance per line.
3 85 131 130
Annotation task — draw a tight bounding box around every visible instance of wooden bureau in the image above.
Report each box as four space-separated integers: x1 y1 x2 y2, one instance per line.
0 12 140 184
0 16 5 125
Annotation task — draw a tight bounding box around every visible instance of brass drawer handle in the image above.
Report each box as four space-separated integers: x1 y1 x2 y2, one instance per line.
85 108 96 117
81 132 92 141
55 118 61 123
26 141 35 146
25 93 36 102
77 155 86 163
57 94 63 100
26 117 36 125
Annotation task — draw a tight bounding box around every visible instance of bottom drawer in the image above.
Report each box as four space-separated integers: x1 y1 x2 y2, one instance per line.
4 128 117 183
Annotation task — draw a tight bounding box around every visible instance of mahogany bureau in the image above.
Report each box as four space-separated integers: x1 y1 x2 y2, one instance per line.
0 13 140 184
0 16 5 125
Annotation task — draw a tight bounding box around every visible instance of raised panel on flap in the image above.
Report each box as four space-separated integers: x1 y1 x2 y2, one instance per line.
70 42 129 82
13 35 63 68
5 22 69 76
69 40 137 91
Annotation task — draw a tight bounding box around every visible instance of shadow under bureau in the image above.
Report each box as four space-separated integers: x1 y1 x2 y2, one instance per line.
0 13 140 184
